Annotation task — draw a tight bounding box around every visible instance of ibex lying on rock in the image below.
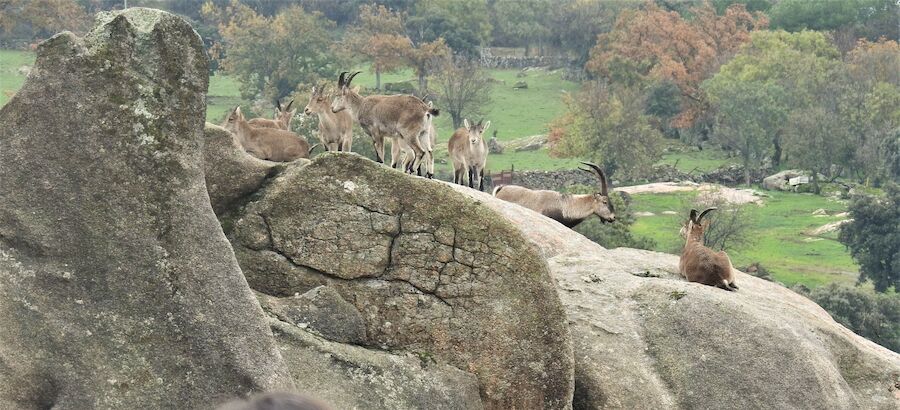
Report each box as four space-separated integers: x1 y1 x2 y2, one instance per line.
448 119 490 190
224 106 312 162
391 121 436 178
493 162 616 228
331 71 438 172
247 99 295 130
679 208 739 291
305 84 353 152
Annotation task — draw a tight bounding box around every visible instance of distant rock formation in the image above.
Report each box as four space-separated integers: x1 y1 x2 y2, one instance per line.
0 9 293 409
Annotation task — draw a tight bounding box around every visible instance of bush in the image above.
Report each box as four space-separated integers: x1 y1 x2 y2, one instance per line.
799 284 900 353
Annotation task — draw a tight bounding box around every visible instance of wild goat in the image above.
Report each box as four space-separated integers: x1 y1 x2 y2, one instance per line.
331 71 438 172
391 118 436 178
247 99 295 130
679 208 739 291
492 162 616 228
304 84 353 152
448 119 490 190
223 106 312 162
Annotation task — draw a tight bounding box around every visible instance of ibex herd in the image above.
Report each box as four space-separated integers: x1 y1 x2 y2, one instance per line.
221 70 736 292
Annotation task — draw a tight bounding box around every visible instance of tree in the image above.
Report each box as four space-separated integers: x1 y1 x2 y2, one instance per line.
551 82 664 181
491 0 551 55
804 284 900 352
343 4 409 90
434 57 492 129
768 0 898 42
404 38 451 95
204 1 342 100
408 0 492 56
586 3 767 129
782 105 852 193
839 184 900 292
0 0 89 40
703 79 787 185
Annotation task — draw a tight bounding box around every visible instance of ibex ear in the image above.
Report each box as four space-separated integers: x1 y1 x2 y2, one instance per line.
464 119 470 129
482 120 491 131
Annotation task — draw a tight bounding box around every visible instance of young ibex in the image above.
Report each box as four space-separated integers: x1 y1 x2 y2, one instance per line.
224 106 312 162
247 99 295 130
304 84 353 152
331 71 438 172
448 119 490 190
492 162 616 228
391 120 436 178
679 208 739 291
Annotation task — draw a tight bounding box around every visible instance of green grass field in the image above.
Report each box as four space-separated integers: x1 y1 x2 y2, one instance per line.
0 49 35 107
657 148 739 173
629 189 858 288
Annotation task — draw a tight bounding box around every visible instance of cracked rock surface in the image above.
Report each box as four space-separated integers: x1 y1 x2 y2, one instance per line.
449 185 900 410
0 9 293 409
227 152 575 409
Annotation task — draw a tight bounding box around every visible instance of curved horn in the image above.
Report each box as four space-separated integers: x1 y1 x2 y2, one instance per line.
276 99 282 110
286 99 294 110
697 207 717 223
689 209 699 223
580 162 609 196
346 71 362 85
338 71 348 87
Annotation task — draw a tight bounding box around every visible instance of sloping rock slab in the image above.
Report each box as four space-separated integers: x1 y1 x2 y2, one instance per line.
450 184 900 410
228 153 574 409
0 9 292 409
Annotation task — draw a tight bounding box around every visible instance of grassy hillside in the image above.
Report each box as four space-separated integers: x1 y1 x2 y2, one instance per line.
630 189 858 288
0 49 35 107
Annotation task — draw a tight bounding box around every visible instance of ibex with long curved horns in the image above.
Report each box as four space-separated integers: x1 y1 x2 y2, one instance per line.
331 71 438 172
493 162 616 228
679 208 739 291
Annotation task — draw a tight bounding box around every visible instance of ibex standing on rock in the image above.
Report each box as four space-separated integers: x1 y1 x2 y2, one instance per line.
448 119 490 190
493 162 616 228
679 208 739 291
248 99 295 130
331 71 438 172
305 84 353 152
224 106 312 162
391 121 436 178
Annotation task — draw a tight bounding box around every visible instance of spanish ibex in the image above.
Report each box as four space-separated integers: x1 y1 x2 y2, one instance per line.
331 71 438 172
304 84 353 152
224 106 312 162
448 119 490 190
247 99 295 130
391 119 436 178
493 162 616 228
679 208 739 291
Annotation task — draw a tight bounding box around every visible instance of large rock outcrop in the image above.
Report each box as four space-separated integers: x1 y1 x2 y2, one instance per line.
226 153 575 409
448 184 900 410
0 9 292 409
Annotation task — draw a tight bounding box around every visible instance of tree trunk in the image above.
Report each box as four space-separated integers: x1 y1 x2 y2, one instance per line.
451 112 461 129
811 169 821 194
418 70 427 96
375 69 381 90
772 133 782 167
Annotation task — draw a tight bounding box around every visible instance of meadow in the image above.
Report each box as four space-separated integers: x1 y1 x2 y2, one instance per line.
629 189 858 288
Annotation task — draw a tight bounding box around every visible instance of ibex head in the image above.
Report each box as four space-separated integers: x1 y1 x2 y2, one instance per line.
463 119 490 146
274 99 295 128
331 71 361 114
304 83 329 116
579 162 616 223
681 207 717 241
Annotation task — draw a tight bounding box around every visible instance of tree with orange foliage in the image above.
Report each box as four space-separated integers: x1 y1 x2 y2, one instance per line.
586 2 767 129
344 4 410 90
